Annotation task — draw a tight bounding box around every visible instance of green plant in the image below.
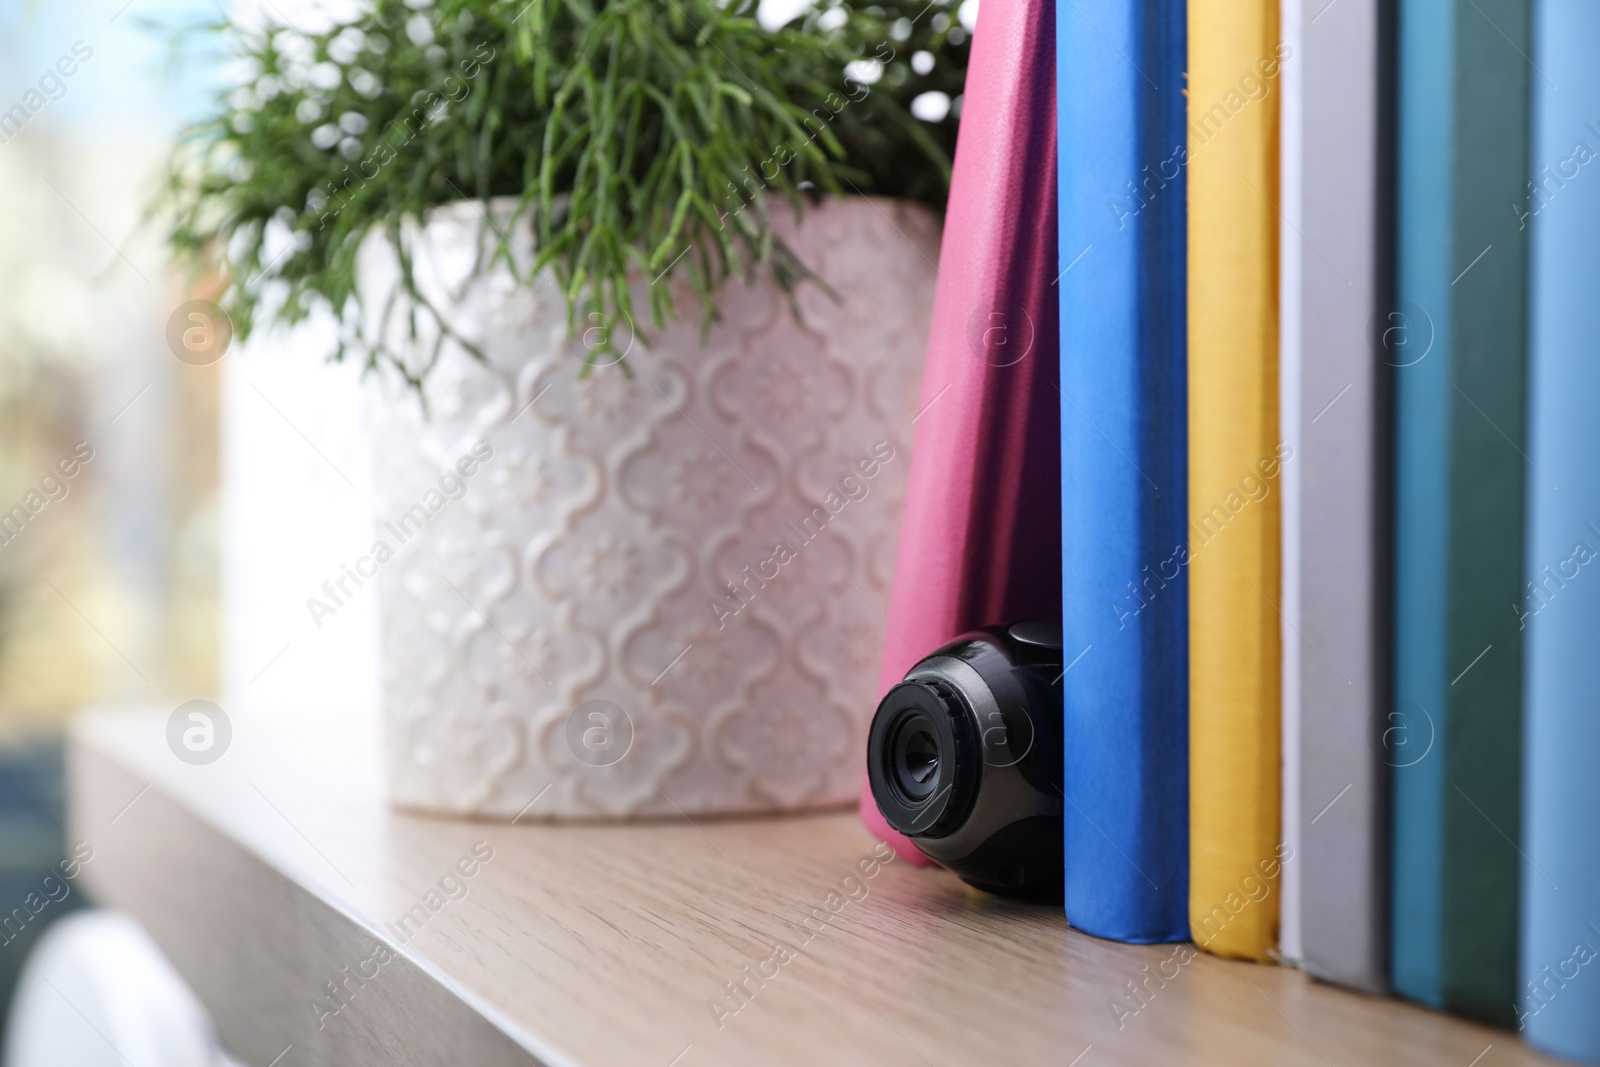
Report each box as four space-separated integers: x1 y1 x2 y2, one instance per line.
161 0 970 385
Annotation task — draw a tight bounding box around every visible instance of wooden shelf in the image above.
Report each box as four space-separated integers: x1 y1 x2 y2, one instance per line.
68 708 1555 1067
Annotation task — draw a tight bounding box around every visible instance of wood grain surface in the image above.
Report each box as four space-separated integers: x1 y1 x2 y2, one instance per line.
67 708 1555 1067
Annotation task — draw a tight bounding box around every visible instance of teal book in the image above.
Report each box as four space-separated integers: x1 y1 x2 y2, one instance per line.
1391 0 1530 1026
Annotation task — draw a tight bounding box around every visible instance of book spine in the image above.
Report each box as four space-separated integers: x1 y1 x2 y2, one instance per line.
1519 0 1600 1055
1389 0 1455 1008
1293 0 1391 994
1056 0 1190 943
1437 0 1530 1027
1186 0 1284 963
1392 0 1530 1025
860 0 1063 858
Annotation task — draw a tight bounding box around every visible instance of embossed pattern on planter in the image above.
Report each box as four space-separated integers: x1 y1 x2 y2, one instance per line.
362 197 937 819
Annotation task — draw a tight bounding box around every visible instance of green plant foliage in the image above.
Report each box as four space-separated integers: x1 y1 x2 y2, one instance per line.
161 0 970 385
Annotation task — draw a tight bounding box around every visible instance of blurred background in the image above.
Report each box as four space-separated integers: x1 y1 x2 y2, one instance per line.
0 0 226 1026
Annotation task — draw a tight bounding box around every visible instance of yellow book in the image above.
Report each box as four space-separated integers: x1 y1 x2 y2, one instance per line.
1186 0 1283 962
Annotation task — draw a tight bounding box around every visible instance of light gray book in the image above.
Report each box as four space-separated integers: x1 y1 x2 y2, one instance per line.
1285 0 1391 995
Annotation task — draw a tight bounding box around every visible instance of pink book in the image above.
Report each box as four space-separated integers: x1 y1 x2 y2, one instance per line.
861 0 1061 860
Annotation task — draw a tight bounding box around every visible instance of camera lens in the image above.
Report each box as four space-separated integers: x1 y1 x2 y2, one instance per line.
866 625 1065 900
893 717 940 800
868 681 977 838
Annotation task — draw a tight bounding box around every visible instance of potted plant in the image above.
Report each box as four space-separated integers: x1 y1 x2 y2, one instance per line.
163 0 970 818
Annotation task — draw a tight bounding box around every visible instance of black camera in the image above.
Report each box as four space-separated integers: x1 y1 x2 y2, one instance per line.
866 623 1064 900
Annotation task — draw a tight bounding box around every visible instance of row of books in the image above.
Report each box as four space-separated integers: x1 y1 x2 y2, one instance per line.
864 0 1599 1060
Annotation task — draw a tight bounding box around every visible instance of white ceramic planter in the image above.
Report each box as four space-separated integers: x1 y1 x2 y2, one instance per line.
360 197 938 818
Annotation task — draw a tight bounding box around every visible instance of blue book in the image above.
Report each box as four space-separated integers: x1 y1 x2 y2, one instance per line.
1520 1 1600 1057
1056 0 1189 943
